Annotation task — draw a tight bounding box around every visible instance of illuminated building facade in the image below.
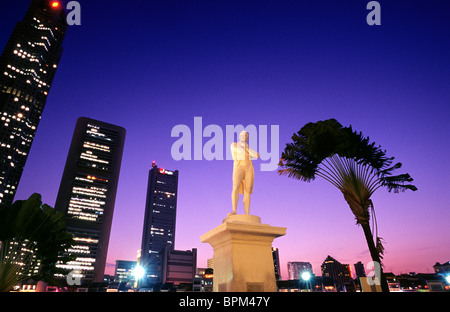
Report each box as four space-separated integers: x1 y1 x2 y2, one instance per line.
0 0 67 209
320 255 353 291
114 260 137 283
54 117 126 284
207 258 214 269
140 162 179 288
202 267 214 292
287 261 313 280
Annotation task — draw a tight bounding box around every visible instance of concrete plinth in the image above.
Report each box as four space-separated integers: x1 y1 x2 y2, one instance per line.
200 214 286 292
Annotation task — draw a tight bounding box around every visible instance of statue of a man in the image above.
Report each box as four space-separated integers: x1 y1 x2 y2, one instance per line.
229 131 259 216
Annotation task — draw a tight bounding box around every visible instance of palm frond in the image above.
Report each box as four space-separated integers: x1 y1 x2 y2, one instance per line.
380 173 418 193
279 119 418 194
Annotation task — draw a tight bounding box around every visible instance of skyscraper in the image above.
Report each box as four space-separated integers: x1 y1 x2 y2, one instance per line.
321 255 353 292
140 161 179 288
54 117 126 284
0 0 67 208
272 247 281 281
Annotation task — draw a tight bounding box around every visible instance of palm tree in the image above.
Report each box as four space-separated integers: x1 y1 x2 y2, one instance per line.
278 119 417 292
0 193 74 292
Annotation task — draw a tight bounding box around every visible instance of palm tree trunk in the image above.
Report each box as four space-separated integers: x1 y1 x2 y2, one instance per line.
360 223 389 292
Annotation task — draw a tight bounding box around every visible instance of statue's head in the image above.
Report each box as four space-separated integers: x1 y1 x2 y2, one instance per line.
239 131 249 142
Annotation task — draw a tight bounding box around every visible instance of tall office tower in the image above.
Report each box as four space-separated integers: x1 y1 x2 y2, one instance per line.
272 247 281 281
54 117 126 284
0 1 67 208
287 261 313 280
140 161 179 288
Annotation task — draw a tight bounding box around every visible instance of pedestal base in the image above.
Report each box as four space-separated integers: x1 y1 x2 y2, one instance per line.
200 214 286 292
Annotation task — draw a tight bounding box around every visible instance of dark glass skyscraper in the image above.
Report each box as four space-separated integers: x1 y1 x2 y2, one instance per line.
272 247 281 281
140 162 179 288
0 0 67 208
54 117 126 284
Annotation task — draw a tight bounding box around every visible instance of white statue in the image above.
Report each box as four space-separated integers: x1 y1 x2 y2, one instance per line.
229 131 259 216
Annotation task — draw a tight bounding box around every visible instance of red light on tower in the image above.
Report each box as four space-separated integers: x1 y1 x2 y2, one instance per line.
50 1 60 9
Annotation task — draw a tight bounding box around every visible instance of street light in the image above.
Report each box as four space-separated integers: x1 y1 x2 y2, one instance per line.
300 271 312 292
133 265 146 290
133 264 146 291
133 265 145 280
301 271 311 281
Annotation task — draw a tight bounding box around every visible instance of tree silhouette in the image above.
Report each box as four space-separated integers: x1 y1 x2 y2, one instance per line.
0 193 74 292
279 119 417 292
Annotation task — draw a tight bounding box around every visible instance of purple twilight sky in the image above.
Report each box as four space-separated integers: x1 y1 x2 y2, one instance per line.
2 0 449 278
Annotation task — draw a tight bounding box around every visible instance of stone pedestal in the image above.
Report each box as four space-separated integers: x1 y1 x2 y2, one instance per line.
200 214 286 292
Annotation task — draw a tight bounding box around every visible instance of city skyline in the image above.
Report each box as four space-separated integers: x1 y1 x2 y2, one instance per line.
2 0 449 281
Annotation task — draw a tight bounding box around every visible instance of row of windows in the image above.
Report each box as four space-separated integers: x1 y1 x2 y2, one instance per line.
56 230 100 281
67 174 110 222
